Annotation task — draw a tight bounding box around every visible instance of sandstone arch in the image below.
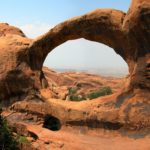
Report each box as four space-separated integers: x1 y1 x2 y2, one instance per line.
27 0 150 91
0 0 149 128
29 9 126 69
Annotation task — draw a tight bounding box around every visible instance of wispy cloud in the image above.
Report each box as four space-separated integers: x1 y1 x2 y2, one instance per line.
19 23 54 39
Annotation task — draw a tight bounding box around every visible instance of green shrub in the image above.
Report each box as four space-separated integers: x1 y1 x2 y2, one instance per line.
0 105 30 150
0 115 19 150
68 86 112 101
70 95 86 101
68 87 77 95
87 86 112 100
68 87 85 101
16 135 29 144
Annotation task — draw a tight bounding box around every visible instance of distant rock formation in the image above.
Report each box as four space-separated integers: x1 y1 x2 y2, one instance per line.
43 67 126 100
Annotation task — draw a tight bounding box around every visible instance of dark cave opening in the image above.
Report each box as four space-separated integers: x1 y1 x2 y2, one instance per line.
43 115 61 131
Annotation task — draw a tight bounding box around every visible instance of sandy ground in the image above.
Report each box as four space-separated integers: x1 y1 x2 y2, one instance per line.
26 124 150 150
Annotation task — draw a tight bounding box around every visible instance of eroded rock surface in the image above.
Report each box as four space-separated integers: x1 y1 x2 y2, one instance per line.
0 0 149 100
0 0 150 149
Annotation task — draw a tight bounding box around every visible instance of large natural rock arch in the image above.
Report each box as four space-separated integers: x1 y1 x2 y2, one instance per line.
0 0 149 104
0 0 149 141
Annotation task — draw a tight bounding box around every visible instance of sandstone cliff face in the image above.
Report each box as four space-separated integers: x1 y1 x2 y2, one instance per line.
0 0 149 102
0 24 48 101
0 23 32 101
0 1 150 149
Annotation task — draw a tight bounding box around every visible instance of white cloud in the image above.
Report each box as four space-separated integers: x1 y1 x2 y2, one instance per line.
19 23 54 38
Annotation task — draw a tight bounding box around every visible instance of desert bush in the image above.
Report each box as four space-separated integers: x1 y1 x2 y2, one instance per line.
16 135 29 144
68 87 78 95
70 95 86 101
87 86 112 100
0 114 19 150
68 86 112 101
0 105 30 150
68 87 86 101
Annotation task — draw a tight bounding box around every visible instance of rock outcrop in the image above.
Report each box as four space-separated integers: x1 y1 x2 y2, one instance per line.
0 0 149 101
43 67 126 100
0 0 150 149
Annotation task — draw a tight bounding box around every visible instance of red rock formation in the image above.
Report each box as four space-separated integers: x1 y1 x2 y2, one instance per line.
0 1 150 149
0 0 149 102
0 23 25 37
29 0 150 91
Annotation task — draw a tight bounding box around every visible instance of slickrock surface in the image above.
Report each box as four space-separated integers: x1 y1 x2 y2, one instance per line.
0 0 150 149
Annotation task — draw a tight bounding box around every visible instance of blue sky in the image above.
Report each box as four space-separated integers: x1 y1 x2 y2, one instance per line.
0 0 131 25
0 0 131 73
